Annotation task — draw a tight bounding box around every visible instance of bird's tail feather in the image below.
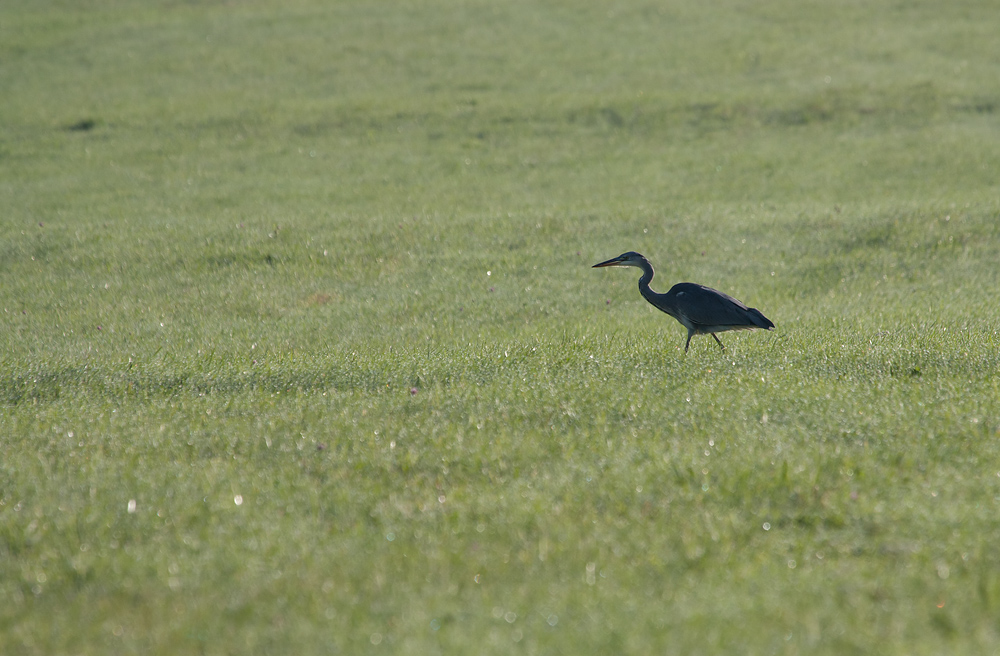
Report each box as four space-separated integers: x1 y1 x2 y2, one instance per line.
748 308 774 330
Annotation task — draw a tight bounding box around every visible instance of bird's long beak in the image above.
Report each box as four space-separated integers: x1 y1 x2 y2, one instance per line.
592 256 623 268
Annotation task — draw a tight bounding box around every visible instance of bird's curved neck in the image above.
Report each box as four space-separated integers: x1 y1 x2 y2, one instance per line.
636 260 656 298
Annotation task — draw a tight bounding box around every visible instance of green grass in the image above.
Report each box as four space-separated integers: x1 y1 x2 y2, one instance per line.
3 0 1000 653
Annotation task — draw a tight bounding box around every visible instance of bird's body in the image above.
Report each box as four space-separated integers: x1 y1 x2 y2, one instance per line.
593 251 774 352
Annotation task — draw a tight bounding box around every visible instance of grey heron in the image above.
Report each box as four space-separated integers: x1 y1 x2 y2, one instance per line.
593 251 774 352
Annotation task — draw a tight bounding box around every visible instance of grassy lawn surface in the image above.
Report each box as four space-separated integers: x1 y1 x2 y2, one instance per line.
2 1 1000 653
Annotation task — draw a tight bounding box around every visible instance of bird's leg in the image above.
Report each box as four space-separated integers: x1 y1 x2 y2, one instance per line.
711 333 725 351
684 331 694 353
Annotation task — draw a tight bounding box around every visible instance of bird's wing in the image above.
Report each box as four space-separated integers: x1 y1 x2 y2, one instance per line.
670 283 760 328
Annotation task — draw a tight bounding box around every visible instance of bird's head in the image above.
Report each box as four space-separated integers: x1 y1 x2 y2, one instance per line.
592 251 648 269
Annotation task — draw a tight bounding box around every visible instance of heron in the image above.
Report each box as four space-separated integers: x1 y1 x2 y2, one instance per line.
593 251 774 352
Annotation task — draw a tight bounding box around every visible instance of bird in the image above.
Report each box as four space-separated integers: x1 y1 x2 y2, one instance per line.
593 251 774 352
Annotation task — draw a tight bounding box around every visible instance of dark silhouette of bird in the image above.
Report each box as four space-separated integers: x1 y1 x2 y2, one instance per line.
593 251 774 352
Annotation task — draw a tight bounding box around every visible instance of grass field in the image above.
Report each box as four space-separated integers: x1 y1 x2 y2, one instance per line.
3 0 1000 653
